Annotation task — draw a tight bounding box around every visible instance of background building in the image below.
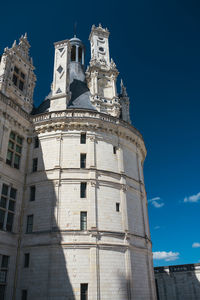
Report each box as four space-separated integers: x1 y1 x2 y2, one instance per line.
155 263 200 300
0 25 156 300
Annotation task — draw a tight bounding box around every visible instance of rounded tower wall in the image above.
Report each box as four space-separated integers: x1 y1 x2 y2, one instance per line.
18 110 156 300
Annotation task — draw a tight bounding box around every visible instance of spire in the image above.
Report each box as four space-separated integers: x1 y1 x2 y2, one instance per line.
120 79 128 97
73 22 77 38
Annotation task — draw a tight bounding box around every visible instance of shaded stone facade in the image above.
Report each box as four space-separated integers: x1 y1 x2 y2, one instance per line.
155 263 200 300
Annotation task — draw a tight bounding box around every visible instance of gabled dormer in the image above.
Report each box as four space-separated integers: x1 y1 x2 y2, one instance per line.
0 33 36 113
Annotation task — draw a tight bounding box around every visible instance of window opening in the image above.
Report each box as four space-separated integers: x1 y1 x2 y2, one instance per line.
30 186 36 202
71 45 76 61
26 215 33 233
6 131 23 169
32 158 38 172
0 184 17 232
80 133 86 144
80 212 87 230
81 283 88 300
80 154 86 169
80 183 87 198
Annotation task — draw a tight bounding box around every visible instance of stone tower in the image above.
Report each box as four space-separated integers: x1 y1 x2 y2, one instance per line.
0 25 156 300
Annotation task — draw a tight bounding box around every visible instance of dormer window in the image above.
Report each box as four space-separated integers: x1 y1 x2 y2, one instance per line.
12 66 25 91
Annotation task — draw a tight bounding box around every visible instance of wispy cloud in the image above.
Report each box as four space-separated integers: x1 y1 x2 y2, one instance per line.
153 251 179 261
192 242 200 248
154 226 161 230
148 197 164 208
184 192 200 203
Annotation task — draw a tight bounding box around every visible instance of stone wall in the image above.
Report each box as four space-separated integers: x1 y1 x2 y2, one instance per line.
155 263 200 300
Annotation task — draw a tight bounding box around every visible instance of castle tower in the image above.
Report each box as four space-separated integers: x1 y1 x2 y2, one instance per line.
0 26 156 300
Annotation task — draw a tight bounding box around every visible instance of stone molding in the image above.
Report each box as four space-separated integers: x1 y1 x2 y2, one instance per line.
32 109 146 160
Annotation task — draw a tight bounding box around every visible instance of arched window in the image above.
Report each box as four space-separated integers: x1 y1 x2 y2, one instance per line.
78 47 82 63
71 45 76 61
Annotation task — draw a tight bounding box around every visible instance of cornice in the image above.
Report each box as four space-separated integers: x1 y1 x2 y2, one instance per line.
32 109 147 160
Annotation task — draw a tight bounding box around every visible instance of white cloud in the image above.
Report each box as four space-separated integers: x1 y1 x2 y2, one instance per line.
184 192 200 203
148 197 164 208
154 226 161 230
153 251 179 261
192 242 200 248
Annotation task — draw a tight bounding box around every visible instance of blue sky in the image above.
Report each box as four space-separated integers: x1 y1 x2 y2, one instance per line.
1 0 199 267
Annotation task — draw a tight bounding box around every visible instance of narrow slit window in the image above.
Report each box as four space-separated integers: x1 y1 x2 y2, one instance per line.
80 154 86 169
80 182 87 198
21 290 27 300
24 253 30 268
81 283 88 300
34 137 39 148
116 203 120 212
26 215 33 233
80 212 87 231
71 45 76 61
78 47 82 63
30 186 36 202
80 133 86 144
32 158 38 172
113 146 117 154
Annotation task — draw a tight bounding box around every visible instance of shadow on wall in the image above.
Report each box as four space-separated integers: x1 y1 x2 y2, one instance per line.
18 134 75 300
155 264 200 300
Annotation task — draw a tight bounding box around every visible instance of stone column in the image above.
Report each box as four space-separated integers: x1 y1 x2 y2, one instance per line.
94 72 98 95
82 48 84 65
125 247 133 300
89 180 98 229
89 135 96 168
118 144 124 173
76 45 79 62
89 246 99 300
120 182 129 232
111 74 117 97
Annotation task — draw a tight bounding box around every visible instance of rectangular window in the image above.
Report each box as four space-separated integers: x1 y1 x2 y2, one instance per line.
21 290 27 300
0 254 9 299
34 137 39 148
30 186 35 202
80 133 86 144
24 253 30 268
113 146 117 154
12 66 25 92
80 182 87 198
0 184 17 232
32 158 38 172
26 215 33 233
116 203 120 212
80 154 86 169
6 131 23 169
80 212 87 231
81 283 88 300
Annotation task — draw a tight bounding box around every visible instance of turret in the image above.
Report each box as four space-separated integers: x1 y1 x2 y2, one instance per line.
0 34 36 113
119 79 131 123
86 24 120 117
49 35 95 112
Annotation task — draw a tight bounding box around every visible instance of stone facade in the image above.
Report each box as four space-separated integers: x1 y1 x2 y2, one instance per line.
0 24 156 300
155 263 200 300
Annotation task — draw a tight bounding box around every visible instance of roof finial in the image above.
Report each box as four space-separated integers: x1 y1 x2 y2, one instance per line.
74 21 77 38
120 79 128 97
